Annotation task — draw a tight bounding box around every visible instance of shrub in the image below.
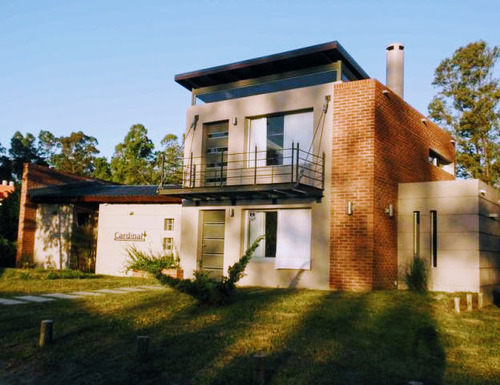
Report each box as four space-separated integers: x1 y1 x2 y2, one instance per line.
156 235 264 306
404 257 429 293
124 245 180 275
0 237 16 267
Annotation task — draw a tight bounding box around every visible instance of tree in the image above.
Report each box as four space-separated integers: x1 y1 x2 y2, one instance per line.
9 131 47 180
110 124 157 184
157 134 183 185
49 131 100 176
428 41 500 186
0 142 11 182
93 157 112 181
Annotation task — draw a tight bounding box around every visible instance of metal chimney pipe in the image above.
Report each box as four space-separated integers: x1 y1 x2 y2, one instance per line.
386 42 404 98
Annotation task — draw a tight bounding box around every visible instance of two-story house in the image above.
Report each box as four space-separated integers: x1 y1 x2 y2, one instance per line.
159 40 474 292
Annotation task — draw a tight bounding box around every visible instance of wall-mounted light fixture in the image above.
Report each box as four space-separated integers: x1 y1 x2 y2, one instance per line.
488 213 498 220
232 117 238 126
421 118 427 125
230 209 235 217
480 189 487 196
347 201 353 215
129 211 134 216
385 204 394 217
382 89 389 95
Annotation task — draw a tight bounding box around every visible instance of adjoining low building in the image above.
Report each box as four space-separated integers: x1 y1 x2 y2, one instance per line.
16 163 181 273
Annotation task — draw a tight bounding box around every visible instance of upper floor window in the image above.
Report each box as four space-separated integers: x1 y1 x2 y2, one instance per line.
248 110 313 167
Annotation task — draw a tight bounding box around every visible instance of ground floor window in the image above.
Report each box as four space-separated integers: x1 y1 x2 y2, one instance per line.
246 208 311 269
163 237 174 251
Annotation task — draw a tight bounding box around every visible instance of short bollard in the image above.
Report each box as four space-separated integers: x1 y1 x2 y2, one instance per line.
39 320 54 347
478 293 484 309
254 353 266 385
454 297 460 313
137 336 150 363
466 294 473 311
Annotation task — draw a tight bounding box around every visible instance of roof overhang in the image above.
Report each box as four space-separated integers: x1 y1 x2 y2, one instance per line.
175 41 369 91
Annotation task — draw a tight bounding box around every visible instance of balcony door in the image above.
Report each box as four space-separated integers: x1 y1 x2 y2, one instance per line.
200 210 225 279
203 121 228 186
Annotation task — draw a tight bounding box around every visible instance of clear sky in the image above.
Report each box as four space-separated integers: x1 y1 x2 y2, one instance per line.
1 0 499 160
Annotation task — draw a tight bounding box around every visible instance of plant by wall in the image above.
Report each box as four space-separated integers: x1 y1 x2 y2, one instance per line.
156 235 264 306
404 257 429 293
124 245 180 275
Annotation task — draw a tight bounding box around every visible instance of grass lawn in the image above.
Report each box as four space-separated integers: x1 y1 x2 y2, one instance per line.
0 268 499 385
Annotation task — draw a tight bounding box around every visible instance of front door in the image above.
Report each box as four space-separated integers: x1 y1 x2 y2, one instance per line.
200 210 225 279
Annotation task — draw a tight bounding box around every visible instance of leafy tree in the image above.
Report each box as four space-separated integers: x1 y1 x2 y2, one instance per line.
158 133 183 185
428 41 500 186
110 124 156 184
9 131 47 180
49 131 100 176
92 157 112 181
0 185 20 267
0 142 11 182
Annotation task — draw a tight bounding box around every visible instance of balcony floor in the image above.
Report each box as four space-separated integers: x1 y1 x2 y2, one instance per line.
157 182 323 203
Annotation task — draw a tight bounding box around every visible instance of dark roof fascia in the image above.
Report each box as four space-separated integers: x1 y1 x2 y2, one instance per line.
175 41 369 91
28 184 182 204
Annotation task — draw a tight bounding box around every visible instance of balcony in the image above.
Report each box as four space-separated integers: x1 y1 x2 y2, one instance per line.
158 145 325 203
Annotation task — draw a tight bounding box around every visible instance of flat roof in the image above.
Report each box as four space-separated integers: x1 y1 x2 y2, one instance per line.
175 41 369 91
29 183 182 204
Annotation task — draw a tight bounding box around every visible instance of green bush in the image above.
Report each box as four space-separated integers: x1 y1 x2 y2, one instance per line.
124 245 180 275
0 237 16 267
156 235 264 306
404 257 429 293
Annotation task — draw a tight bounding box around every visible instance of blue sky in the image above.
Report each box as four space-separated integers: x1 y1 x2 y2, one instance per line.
1 0 499 159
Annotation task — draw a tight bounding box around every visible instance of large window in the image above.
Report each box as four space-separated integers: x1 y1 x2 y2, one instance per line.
248 111 313 167
246 209 311 269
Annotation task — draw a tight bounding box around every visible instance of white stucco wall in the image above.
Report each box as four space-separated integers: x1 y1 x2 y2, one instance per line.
398 180 500 302
33 204 74 269
95 203 182 276
179 83 333 289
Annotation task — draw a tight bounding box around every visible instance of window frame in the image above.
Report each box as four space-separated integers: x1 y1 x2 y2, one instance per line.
164 218 174 231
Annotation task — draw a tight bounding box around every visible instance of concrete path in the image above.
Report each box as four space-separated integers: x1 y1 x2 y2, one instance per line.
0 285 165 306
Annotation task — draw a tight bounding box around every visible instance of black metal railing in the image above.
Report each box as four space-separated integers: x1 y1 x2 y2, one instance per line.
160 143 325 191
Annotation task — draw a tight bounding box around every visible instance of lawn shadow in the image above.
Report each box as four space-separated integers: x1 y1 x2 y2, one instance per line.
211 291 446 385
1 286 450 385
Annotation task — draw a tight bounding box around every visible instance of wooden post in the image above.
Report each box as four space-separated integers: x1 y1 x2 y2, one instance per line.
39 320 54 347
254 353 266 385
466 294 473 311
454 297 460 313
478 293 484 309
137 336 150 363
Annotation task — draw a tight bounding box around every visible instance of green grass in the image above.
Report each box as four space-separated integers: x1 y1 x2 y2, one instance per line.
0 268 499 384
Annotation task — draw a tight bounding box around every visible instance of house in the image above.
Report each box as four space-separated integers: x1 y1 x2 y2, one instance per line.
16 41 500 303
16 163 182 272
158 41 499 302
0 180 15 204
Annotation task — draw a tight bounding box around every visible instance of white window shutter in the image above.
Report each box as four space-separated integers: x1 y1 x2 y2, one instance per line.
283 112 313 164
248 117 267 167
275 209 311 269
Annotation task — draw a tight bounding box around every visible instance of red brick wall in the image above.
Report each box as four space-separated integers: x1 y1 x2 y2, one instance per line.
16 164 97 265
330 79 455 290
330 80 376 290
